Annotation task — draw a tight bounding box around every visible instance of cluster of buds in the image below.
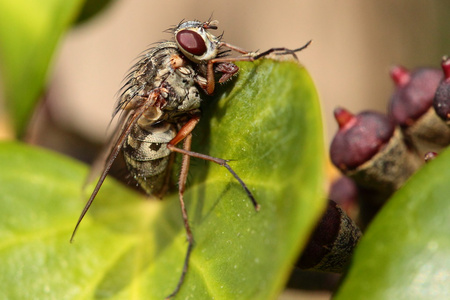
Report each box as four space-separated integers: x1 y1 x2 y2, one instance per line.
297 56 450 277
388 62 450 155
330 57 450 219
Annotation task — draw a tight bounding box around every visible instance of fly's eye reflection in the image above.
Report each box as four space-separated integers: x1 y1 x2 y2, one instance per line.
70 19 311 299
176 30 207 56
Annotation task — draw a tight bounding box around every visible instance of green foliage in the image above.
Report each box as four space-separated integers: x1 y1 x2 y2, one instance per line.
0 0 85 137
335 148 450 300
0 59 325 299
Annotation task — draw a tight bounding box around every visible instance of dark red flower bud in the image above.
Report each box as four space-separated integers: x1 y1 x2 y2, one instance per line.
330 108 395 171
433 57 450 122
330 107 422 196
388 66 443 126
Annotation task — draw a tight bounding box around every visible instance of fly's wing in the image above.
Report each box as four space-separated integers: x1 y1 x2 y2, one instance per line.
71 45 166 241
83 111 131 189
70 99 154 242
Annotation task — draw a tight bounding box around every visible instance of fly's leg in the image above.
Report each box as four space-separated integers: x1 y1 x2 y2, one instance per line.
218 42 253 55
252 40 312 60
167 116 259 210
165 116 258 298
204 40 312 95
215 62 239 83
165 134 193 299
219 40 313 59
205 56 253 94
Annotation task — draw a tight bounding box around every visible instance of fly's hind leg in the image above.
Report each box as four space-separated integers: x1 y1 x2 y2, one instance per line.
165 133 194 299
165 115 259 298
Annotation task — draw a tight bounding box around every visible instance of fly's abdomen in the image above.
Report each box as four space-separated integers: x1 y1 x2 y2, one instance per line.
123 121 177 196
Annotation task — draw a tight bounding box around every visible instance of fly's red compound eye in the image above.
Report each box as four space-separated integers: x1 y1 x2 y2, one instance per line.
176 30 207 56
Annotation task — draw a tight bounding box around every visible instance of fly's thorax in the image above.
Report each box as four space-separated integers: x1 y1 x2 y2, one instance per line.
117 44 173 111
118 41 202 119
117 42 179 112
161 66 202 113
118 41 205 197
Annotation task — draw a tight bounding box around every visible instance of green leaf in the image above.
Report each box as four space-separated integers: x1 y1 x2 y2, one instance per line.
0 59 325 299
334 147 450 300
0 0 85 137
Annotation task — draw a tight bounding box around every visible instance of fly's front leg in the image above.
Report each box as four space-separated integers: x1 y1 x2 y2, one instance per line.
219 40 313 59
252 40 312 60
204 40 312 94
205 56 255 95
204 41 263 94
218 42 253 55
215 62 239 83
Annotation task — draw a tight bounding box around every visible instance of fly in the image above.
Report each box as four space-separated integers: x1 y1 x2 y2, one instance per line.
70 19 311 298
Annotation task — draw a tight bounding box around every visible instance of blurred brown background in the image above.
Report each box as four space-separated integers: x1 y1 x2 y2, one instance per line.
45 0 449 147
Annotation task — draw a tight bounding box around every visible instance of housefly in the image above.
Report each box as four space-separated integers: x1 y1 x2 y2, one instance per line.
71 19 311 298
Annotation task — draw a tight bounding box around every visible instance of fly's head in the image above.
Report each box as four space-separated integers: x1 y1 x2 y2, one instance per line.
174 20 221 64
